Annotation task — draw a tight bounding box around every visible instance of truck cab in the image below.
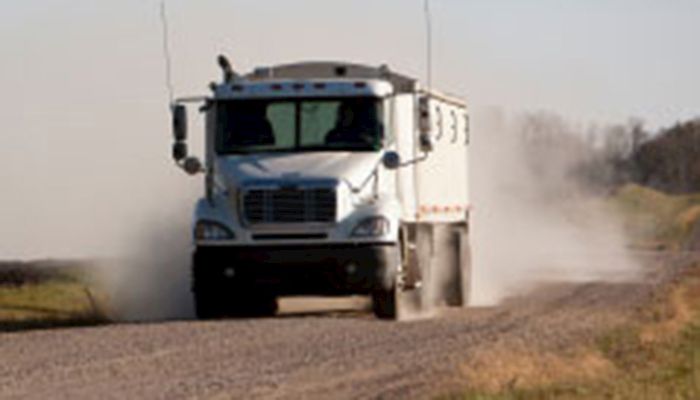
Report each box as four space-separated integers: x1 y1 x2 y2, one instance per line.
171 59 471 319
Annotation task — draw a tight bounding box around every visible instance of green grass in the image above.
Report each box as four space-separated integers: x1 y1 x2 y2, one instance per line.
611 184 700 250
0 270 109 332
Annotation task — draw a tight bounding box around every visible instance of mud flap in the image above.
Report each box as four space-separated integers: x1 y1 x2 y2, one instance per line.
411 223 470 311
458 226 472 306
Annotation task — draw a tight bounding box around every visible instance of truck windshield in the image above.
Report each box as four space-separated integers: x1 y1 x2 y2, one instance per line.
216 97 383 154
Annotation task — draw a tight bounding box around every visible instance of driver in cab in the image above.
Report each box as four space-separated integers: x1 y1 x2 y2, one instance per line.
325 101 380 146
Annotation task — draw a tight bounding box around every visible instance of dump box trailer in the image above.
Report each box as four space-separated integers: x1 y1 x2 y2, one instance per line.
170 58 471 319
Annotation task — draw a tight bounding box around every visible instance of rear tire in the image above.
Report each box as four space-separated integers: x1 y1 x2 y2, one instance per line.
445 225 472 307
458 226 472 306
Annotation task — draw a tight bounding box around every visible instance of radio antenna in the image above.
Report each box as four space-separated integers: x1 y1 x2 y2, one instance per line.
159 0 175 107
423 0 433 91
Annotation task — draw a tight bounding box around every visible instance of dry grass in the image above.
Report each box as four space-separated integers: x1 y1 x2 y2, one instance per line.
447 186 700 399
460 348 613 393
0 266 109 332
448 261 700 400
639 284 694 344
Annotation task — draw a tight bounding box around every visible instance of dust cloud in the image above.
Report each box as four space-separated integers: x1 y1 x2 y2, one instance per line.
97 200 196 321
470 108 640 306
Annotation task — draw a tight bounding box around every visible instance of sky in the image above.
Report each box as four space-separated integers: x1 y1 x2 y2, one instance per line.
1 0 699 258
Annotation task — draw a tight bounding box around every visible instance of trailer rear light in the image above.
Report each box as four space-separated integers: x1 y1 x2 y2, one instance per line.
270 84 283 91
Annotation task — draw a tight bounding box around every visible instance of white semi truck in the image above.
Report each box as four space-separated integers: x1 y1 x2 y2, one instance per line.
170 57 471 319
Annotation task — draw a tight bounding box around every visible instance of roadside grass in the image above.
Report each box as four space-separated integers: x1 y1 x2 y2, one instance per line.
448 262 700 400
0 266 110 332
447 185 700 399
612 184 700 250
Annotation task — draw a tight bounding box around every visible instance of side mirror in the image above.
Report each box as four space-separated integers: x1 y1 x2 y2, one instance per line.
173 142 187 161
183 157 204 175
172 104 188 141
382 151 401 170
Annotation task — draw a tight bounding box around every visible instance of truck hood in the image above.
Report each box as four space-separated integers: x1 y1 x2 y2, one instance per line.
215 152 382 189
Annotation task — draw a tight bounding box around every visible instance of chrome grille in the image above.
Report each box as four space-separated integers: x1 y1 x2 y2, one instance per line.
242 186 336 225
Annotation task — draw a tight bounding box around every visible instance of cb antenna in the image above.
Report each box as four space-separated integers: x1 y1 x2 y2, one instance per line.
159 0 175 107
423 0 433 91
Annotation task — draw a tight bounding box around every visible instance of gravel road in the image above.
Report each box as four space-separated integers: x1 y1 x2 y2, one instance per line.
0 251 694 400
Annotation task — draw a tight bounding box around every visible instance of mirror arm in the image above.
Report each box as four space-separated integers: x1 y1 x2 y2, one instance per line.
397 153 429 167
372 169 380 200
344 158 384 194
199 99 213 113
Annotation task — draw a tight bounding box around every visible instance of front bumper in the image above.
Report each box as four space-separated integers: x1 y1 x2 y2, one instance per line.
193 244 398 296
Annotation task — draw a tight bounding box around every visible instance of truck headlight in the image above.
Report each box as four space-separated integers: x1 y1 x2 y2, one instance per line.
351 216 390 238
194 220 235 240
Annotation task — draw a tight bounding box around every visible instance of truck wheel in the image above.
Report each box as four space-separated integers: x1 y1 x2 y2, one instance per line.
371 287 397 319
458 227 472 306
445 225 471 307
371 246 402 320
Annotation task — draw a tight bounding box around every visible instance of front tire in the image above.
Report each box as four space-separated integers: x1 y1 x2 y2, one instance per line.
371 287 397 319
371 246 402 320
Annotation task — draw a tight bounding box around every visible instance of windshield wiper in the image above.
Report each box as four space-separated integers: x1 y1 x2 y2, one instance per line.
218 148 296 155
298 144 378 152
217 144 378 155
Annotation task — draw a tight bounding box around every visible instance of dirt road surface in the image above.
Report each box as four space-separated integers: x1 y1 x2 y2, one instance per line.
0 252 695 400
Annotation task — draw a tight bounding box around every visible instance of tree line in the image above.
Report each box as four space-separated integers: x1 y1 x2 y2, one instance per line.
511 113 700 194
